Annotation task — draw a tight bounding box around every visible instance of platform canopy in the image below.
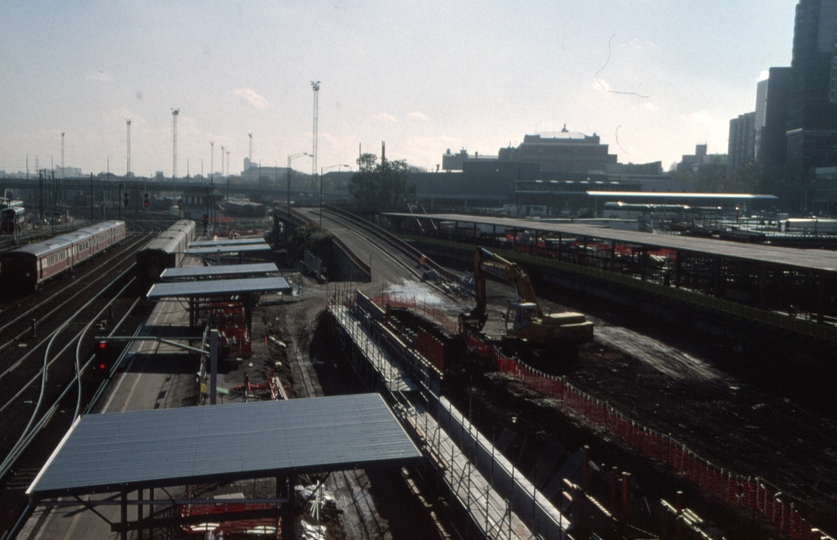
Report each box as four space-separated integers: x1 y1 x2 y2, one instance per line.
186 244 272 256
27 394 422 501
584 191 779 201
160 263 279 281
190 238 268 248
146 276 291 299
384 212 837 272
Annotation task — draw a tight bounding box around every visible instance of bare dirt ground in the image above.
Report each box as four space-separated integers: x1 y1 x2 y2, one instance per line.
459 279 837 538
256 289 448 540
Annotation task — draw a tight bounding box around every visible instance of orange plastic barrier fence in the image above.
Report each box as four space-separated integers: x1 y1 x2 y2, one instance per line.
463 332 834 540
416 327 445 372
180 502 281 538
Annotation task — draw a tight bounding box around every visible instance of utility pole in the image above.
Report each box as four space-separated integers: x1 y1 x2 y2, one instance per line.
60 132 65 178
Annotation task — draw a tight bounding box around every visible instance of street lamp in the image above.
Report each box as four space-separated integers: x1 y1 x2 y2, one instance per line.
320 164 349 226
45 155 54 207
286 152 309 223
271 160 278 190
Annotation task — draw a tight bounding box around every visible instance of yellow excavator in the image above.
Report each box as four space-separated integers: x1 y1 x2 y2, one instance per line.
460 248 594 353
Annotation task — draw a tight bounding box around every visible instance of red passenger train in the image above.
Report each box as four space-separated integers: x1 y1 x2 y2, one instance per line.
0 221 126 296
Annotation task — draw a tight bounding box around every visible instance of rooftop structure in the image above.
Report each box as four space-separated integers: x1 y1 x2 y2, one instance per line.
498 126 618 174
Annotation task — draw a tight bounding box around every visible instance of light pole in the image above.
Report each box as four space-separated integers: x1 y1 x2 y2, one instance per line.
286 152 309 226
104 155 112 219
46 155 54 207
320 164 349 226
270 160 278 190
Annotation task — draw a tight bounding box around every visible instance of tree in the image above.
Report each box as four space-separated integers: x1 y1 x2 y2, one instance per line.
349 153 416 209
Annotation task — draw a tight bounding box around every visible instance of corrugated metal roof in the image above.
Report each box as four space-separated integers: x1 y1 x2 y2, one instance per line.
190 238 268 248
27 394 421 500
186 244 272 255
146 277 291 298
160 263 279 280
385 212 837 272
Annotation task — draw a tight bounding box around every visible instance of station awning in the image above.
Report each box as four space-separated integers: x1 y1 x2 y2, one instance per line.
186 244 272 256
160 263 279 281
190 238 268 248
146 277 291 299
27 394 422 501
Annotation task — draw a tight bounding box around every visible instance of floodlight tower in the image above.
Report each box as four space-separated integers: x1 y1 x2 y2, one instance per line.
171 108 180 180
126 119 132 177
248 133 253 164
226 150 230 175
311 81 320 178
220 146 225 177
60 132 65 178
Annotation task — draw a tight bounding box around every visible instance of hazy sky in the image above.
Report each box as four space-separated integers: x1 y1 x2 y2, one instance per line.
0 0 797 178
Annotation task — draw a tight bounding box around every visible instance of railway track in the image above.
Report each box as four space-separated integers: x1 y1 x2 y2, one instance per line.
311 208 837 537
0 217 171 536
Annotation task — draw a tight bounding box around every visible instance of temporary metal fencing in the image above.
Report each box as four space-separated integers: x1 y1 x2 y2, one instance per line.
328 292 566 539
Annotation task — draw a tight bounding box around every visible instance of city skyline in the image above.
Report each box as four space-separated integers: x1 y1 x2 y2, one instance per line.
0 1 797 177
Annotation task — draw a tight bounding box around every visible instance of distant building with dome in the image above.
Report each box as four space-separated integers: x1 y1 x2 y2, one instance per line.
497 125 618 173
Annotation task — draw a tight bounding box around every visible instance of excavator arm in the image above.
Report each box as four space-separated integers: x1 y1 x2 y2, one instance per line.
461 247 594 355
476 248 545 317
461 248 544 329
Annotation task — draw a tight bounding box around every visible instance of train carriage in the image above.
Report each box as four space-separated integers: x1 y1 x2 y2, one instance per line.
0 221 125 297
136 220 195 288
1 206 25 234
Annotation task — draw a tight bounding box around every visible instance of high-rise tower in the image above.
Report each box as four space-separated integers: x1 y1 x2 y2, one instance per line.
786 0 837 177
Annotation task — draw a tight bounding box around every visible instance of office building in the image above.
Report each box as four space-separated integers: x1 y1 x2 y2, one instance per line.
785 0 837 176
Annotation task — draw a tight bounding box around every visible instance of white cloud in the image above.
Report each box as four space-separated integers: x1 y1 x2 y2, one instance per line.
757 69 770 82
371 112 397 123
682 109 718 126
87 71 113 82
593 77 612 93
407 111 429 121
231 88 271 109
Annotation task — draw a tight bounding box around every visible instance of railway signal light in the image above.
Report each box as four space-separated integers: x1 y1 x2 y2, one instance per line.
123 193 130 208
92 340 122 380
202 213 209 231
143 193 150 208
